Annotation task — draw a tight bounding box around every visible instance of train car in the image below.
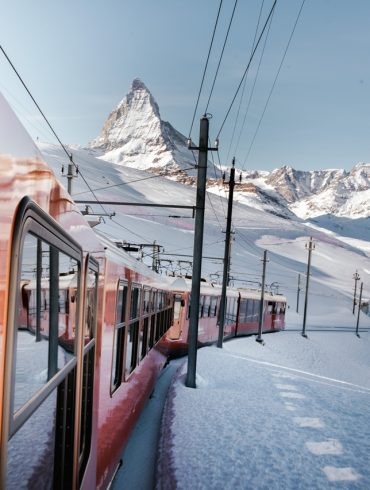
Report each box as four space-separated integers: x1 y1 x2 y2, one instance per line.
160 277 286 357
0 92 174 489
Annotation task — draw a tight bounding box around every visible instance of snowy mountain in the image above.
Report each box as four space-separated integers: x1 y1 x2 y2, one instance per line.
89 78 197 180
89 79 370 221
264 164 370 219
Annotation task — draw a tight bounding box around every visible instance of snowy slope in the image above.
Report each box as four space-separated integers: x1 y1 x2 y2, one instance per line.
157 325 370 489
38 140 370 488
38 142 370 320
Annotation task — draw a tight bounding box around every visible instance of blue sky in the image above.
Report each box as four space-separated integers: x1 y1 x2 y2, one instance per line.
1 0 370 171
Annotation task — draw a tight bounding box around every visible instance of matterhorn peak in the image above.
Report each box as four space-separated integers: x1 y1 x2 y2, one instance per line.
131 77 148 92
89 79 197 175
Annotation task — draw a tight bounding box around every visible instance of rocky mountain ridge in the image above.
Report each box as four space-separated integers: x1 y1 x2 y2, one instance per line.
90 79 370 220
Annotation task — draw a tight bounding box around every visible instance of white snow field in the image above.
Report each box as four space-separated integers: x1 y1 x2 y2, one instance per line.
157 322 370 489
37 142 370 489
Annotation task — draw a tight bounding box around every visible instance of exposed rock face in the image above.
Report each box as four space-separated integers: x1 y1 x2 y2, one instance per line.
89 78 196 174
90 79 370 220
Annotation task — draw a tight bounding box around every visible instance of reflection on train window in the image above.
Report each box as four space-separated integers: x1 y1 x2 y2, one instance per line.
14 233 78 413
253 300 260 322
7 389 57 489
239 300 247 322
125 285 141 378
79 261 98 483
111 281 127 393
139 288 151 360
148 290 157 349
247 300 253 320
8 213 81 490
203 296 211 317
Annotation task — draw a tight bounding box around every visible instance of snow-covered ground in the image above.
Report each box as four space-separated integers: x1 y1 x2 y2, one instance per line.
36 141 370 489
157 308 370 489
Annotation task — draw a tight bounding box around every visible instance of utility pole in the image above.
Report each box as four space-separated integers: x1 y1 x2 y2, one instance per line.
62 155 77 195
296 273 301 313
152 241 161 273
302 237 315 338
217 158 236 348
355 282 363 337
186 116 218 388
353 270 360 315
256 250 268 344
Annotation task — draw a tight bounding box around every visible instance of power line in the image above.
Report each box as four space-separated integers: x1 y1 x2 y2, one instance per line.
72 165 197 196
204 0 238 114
188 0 224 139
0 44 112 220
242 0 306 168
225 0 265 164
0 45 72 161
233 2 275 157
215 0 277 140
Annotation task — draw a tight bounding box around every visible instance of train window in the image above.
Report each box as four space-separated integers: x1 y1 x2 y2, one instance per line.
203 296 211 317
278 302 286 314
7 388 58 488
79 257 98 484
239 300 247 322
254 300 261 322
139 288 151 360
247 300 253 320
213 297 218 317
111 281 128 393
125 285 141 378
5 200 82 490
173 294 183 320
14 235 78 414
209 297 214 317
199 295 204 318
148 290 157 349
268 301 277 314
14 234 49 412
143 288 151 314
155 290 164 341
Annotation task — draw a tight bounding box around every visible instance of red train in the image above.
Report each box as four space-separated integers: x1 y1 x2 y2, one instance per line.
161 277 286 357
0 92 286 489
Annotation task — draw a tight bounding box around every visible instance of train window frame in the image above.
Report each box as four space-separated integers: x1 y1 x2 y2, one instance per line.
139 287 151 361
3 197 82 487
111 279 128 394
79 255 99 484
124 283 142 380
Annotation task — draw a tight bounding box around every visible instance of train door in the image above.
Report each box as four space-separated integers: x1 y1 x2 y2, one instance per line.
79 256 99 485
1 199 83 489
168 293 185 340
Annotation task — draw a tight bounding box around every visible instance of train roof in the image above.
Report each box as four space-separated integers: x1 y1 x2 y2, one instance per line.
170 276 286 302
95 230 173 290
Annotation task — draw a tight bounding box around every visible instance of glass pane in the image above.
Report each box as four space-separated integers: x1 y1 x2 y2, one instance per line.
58 251 78 364
7 389 57 489
125 321 139 377
130 287 140 320
84 267 98 346
15 235 50 412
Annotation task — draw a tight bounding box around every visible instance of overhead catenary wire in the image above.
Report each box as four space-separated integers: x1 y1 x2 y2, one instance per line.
204 0 238 114
0 45 72 161
242 0 306 168
0 44 146 241
188 0 224 140
72 165 197 196
225 0 265 164
215 0 277 140
233 3 275 157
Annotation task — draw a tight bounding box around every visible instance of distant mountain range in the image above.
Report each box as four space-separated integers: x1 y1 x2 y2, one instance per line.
90 78 370 220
